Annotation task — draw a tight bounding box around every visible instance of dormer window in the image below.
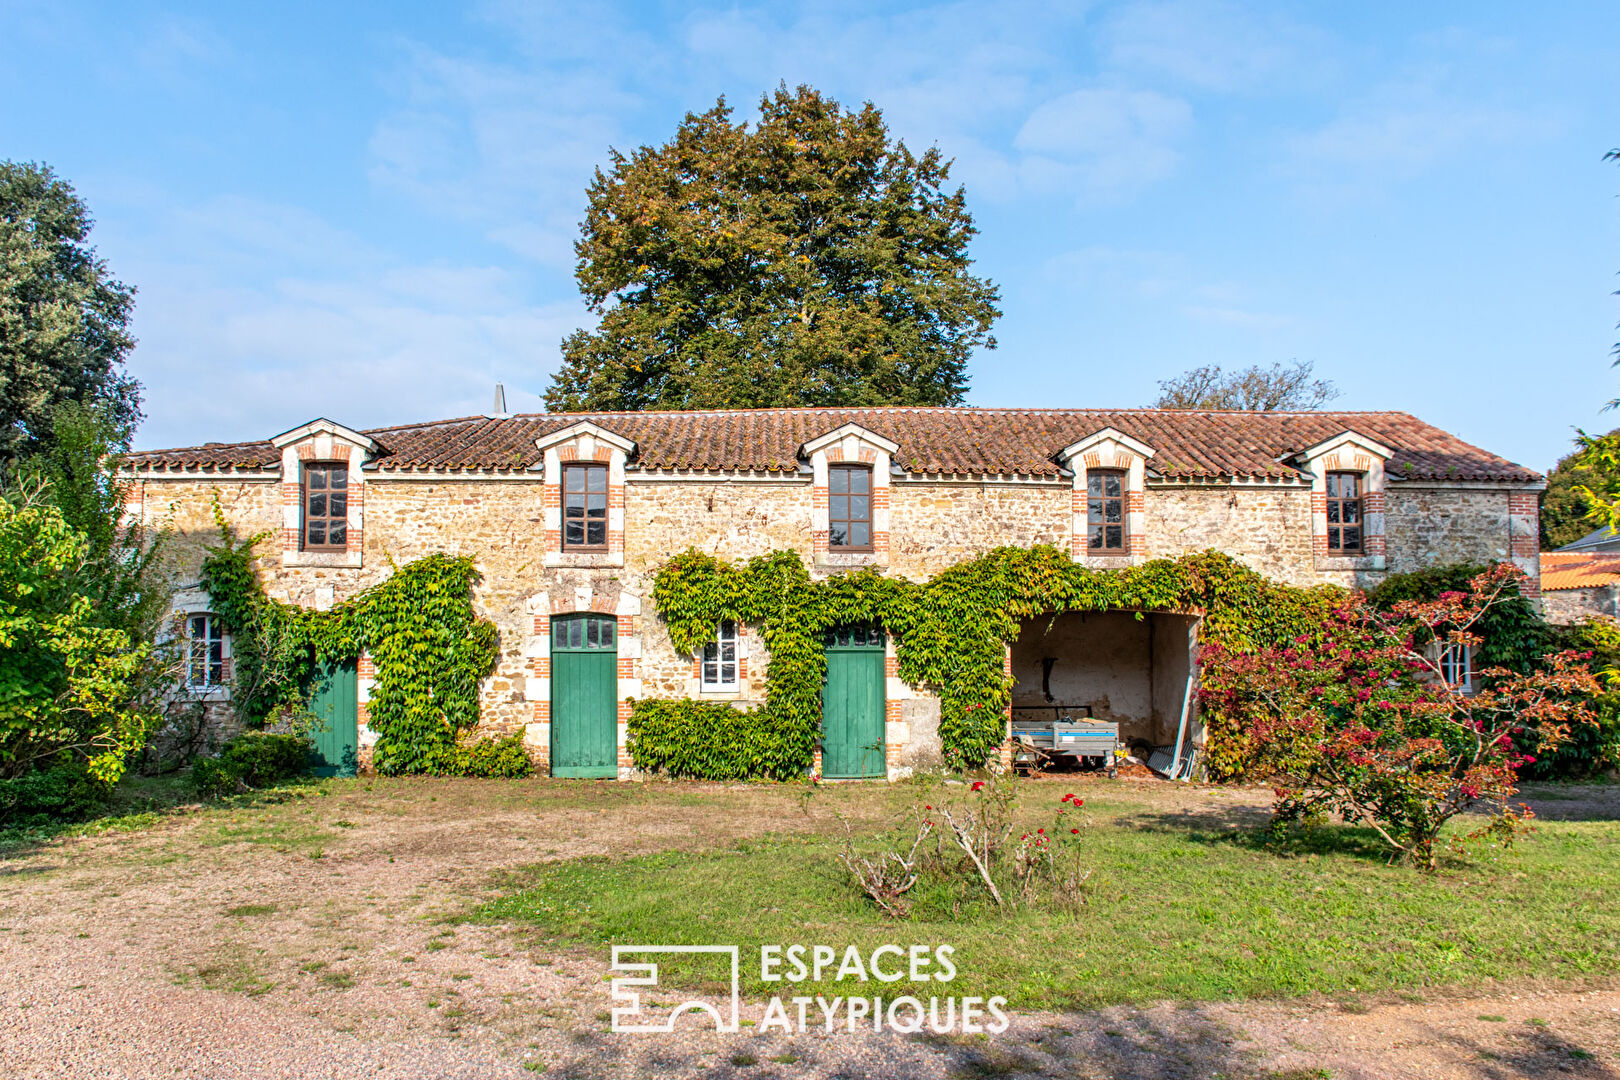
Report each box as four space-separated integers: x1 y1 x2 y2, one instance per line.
828 465 873 551
563 463 609 551
1326 471 1363 554
303 463 349 550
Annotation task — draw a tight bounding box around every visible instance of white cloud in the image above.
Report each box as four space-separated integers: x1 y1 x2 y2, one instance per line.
1099 0 1328 92
1013 88 1191 198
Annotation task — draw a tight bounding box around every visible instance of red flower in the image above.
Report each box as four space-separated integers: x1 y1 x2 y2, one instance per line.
1037 828 1044 834
970 781 986 792
1070 828 1079 834
1074 798 1084 807
1061 792 1076 803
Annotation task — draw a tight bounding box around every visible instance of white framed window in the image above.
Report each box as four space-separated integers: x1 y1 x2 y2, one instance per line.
1438 641 1474 694
701 620 739 692
185 613 228 690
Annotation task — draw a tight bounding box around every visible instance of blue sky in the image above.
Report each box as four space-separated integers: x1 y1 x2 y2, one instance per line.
2 1 1616 473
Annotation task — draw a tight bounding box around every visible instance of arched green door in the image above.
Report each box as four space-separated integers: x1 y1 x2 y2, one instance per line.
551 614 619 778
307 659 358 778
822 626 886 779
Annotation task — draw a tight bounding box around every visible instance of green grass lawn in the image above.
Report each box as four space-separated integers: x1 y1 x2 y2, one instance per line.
480 793 1620 1011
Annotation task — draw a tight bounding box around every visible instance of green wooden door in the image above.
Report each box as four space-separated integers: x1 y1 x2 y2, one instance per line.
551 614 619 778
307 659 358 778
822 626 886 779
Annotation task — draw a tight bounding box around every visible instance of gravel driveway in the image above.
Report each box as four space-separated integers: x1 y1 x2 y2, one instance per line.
0 778 1615 1079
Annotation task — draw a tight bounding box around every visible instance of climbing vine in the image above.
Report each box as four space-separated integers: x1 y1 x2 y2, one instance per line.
198 501 498 774
638 545 1342 778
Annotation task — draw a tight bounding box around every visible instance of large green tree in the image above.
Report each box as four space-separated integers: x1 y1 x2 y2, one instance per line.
1540 432 1619 548
0 161 139 459
545 86 1000 412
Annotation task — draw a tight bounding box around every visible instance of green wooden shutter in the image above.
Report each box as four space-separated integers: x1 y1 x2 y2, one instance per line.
551 615 619 779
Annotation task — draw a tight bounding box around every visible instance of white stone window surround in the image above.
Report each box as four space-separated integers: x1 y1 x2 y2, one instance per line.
1059 428 1155 568
802 423 899 569
168 588 232 701
534 422 634 569
698 619 745 695
1436 640 1475 694
271 419 376 570
1294 430 1391 572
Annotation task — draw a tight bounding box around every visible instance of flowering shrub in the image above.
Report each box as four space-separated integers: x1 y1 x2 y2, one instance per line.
836 777 1091 916
1201 564 1599 869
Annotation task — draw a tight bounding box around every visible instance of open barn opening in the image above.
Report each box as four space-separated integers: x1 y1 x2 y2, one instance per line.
1008 611 1201 779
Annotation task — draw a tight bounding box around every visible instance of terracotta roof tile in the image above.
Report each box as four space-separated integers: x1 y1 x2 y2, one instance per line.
1540 552 1620 591
122 406 1541 484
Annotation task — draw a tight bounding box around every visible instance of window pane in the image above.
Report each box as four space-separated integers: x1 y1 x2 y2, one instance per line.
1104 474 1122 497
703 660 717 682
1105 525 1123 548
1325 502 1338 524
829 468 849 494
1328 527 1340 549
848 495 869 523
849 468 869 494
308 524 326 546
330 492 347 519
587 520 606 546
1105 500 1121 523
329 468 347 490
1088 523 1103 548
1341 501 1360 524
329 523 347 546
830 523 848 547
565 493 587 514
721 663 736 683
1087 473 1102 496
851 522 870 548
308 469 327 491
565 520 584 546
1341 527 1360 549
308 492 327 518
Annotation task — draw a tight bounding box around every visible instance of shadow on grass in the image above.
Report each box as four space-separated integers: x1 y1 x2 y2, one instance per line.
0 775 323 860
1111 804 1409 866
1414 1019 1618 1080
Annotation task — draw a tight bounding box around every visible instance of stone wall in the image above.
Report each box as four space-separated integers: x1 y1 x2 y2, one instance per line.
1543 586 1620 624
132 468 1543 776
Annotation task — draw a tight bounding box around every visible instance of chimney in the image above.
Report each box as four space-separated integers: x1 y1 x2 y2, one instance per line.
491 382 509 417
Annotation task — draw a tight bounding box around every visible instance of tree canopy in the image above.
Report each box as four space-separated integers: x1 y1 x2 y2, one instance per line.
1540 432 1619 549
545 86 1000 412
0 161 139 459
1153 360 1339 411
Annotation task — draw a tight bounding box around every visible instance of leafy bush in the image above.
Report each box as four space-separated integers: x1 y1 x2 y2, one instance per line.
188 731 311 798
628 699 807 780
187 756 240 800
444 734 533 778
0 761 110 825
220 732 312 786
1520 617 1620 779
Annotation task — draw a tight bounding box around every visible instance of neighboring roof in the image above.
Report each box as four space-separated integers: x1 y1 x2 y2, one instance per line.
1556 525 1620 553
1540 552 1620 592
121 407 1542 483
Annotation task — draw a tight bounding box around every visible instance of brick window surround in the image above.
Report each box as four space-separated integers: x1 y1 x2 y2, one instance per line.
536 422 633 569
270 419 375 569
1060 428 1154 568
803 423 898 568
1298 431 1390 572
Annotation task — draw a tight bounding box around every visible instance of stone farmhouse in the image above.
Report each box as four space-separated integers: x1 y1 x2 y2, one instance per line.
122 406 1543 779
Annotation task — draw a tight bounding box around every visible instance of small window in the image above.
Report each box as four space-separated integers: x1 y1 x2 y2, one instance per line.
701 620 739 691
828 465 872 550
186 613 226 689
1087 469 1126 550
303 463 349 550
824 625 886 648
553 614 616 650
1438 641 1474 693
563 463 609 551
1326 472 1362 554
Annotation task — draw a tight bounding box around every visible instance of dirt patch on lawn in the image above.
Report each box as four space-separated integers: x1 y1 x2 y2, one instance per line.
0 776 1614 1079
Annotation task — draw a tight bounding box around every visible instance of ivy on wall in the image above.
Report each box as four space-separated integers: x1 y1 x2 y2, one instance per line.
638 545 1343 778
198 503 498 774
